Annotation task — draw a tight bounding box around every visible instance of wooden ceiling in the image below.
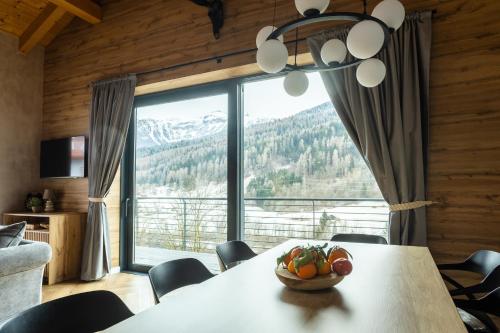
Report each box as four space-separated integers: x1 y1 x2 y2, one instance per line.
0 0 100 54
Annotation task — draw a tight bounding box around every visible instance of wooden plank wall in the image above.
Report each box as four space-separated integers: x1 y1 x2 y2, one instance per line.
41 0 500 268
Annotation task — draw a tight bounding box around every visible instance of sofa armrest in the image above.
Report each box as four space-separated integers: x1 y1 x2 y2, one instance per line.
0 241 52 278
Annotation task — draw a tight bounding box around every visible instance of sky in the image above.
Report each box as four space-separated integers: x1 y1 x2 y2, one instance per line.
137 72 331 122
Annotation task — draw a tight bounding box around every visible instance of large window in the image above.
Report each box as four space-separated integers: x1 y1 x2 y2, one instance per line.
123 74 387 272
242 74 385 253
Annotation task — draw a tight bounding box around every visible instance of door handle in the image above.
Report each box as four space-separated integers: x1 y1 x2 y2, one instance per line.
124 197 130 218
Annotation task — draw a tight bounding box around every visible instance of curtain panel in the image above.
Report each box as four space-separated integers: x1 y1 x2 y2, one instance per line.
81 75 136 281
307 12 432 245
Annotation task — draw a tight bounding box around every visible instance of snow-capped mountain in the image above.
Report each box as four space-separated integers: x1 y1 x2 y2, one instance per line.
137 110 227 148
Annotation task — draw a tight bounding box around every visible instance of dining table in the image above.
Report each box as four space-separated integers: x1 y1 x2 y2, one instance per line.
105 240 466 333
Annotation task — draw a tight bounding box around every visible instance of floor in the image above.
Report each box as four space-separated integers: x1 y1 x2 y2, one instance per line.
42 272 155 314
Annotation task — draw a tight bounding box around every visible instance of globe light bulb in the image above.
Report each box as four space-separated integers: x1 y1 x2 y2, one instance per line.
256 26 284 48
283 71 309 97
356 58 386 88
256 39 289 74
372 0 406 30
295 0 330 17
347 20 385 59
320 39 347 65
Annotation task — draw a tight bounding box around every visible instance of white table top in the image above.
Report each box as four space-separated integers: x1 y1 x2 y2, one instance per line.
106 240 466 333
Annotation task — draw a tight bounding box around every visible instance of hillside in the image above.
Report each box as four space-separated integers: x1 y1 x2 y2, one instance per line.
136 102 381 199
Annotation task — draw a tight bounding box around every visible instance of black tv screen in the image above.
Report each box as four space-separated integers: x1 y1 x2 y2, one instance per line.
40 136 88 178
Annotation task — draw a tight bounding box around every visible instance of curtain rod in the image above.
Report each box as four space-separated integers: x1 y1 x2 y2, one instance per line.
134 37 307 77
134 9 437 78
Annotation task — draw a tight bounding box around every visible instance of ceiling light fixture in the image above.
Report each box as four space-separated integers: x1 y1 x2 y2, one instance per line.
255 0 405 96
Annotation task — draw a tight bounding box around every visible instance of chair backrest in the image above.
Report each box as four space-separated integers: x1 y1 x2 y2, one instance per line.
0 290 133 333
148 258 214 304
215 241 257 271
331 233 388 245
466 250 500 277
455 287 500 318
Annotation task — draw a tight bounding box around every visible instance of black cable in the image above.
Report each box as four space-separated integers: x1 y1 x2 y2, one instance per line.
272 0 278 28
294 20 299 66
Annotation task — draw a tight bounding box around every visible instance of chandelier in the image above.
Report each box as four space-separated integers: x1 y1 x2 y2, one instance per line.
255 0 406 96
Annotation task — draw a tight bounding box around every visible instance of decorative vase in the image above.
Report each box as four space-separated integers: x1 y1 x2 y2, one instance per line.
44 200 55 212
32 206 43 213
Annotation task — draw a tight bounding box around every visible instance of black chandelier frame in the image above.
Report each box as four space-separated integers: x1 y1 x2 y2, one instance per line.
266 12 393 73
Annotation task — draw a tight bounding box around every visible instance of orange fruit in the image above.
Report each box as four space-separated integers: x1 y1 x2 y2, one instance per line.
296 262 317 279
328 248 349 265
283 253 292 267
316 260 331 275
287 259 296 274
290 247 303 260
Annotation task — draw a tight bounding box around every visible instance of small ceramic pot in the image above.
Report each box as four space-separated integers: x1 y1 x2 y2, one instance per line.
32 206 43 213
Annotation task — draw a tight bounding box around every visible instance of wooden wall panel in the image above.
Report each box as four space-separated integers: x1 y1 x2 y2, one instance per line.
42 0 500 269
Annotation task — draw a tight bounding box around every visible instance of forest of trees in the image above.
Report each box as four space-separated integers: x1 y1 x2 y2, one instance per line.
136 102 381 199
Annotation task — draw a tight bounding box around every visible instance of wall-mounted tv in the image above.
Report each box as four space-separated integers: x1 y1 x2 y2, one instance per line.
40 136 88 178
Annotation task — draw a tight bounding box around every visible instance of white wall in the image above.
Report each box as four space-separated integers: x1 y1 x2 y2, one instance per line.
0 31 43 213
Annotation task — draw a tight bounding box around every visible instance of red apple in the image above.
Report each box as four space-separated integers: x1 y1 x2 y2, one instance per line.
331 258 353 276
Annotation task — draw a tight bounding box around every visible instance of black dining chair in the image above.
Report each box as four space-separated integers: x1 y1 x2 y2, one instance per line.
0 290 133 333
454 287 500 333
148 258 215 304
215 240 257 272
331 233 388 245
450 266 500 298
438 250 500 298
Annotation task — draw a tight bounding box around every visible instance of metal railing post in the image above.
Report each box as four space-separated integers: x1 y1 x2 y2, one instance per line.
182 198 187 250
312 200 316 239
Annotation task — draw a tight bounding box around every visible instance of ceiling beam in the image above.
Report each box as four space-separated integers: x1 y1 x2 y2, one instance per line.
48 0 102 24
41 12 75 47
19 4 67 54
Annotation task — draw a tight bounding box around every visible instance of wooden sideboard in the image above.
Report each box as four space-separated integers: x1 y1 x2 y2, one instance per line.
3 212 86 285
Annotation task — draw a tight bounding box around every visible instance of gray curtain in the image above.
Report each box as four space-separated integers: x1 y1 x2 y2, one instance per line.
308 12 432 246
81 75 136 281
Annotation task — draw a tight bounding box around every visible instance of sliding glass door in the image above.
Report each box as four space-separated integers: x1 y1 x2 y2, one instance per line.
123 74 387 272
124 83 235 272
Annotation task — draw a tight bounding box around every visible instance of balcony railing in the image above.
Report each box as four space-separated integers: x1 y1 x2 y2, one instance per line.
134 197 389 258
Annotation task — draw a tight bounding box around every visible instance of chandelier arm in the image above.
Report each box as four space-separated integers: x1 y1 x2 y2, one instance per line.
284 59 364 73
268 12 392 73
267 12 394 42
268 12 391 44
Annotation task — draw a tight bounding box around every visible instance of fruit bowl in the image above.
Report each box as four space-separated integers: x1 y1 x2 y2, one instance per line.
275 266 344 291
275 244 353 291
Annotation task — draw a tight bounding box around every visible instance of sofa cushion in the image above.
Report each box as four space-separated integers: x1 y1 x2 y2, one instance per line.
0 222 27 248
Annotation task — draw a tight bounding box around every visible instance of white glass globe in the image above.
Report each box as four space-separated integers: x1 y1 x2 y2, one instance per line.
284 71 309 97
356 58 386 88
320 39 347 65
295 0 330 16
372 0 405 30
256 39 289 74
256 26 284 48
347 20 385 59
